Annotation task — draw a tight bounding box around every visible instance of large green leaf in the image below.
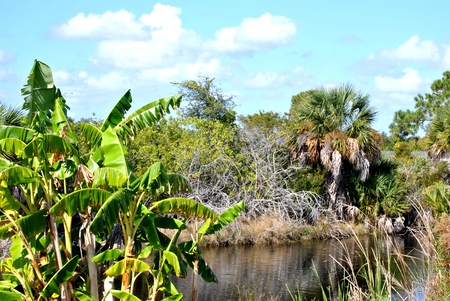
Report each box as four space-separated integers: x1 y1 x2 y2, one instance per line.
105 258 149 277
24 134 76 157
92 167 128 188
0 158 13 171
50 188 113 216
101 90 133 132
110 290 142 301
90 189 133 234
178 242 218 283
21 60 56 124
151 198 217 221
99 127 135 181
40 255 79 297
134 163 190 195
0 184 20 211
0 166 38 185
52 158 77 180
0 126 35 143
0 209 47 239
200 201 245 235
0 138 27 159
0 290 27 301
154 217 187 230
51 95 77 143
163 250 181 277
92 249 123 263
136 207 162 250
115 94 182 140
79 122 103 151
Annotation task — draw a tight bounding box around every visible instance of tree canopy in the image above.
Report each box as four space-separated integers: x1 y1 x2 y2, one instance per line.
389 71 450 140
173 75 236 124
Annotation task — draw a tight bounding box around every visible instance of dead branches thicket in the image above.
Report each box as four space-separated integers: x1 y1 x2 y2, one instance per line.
185 126 329 224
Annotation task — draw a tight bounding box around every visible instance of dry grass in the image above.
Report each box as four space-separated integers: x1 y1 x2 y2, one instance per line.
167 215 370 247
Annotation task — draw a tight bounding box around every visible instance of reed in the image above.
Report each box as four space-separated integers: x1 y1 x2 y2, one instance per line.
290 229 428 301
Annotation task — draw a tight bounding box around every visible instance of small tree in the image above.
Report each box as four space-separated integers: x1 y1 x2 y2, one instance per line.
173 76 236 125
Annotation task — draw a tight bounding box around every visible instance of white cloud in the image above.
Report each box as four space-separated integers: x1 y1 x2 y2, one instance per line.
0 69 13 81
374 68 423 92
380 35 440 62
50 10 147 39
0 49 14 64
208 13 297 53
242 71 287 89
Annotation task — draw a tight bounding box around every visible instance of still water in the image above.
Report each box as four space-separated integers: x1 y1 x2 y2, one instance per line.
171 235 426 301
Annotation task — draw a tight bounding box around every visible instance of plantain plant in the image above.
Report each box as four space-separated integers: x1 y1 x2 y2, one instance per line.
0 60 244 301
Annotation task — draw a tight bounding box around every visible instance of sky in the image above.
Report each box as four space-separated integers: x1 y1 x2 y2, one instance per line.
1 1 449 133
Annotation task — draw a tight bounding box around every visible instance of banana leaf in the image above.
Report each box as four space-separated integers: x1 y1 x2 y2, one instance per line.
151 198 217 221
0 126 35 143
199 200 245 235
51 95 77 143
0 209 47 239
79 123 103 152
101 90 133 132
109 290 142 301
21 60 56 125
90 189 133 234
40 255 79 297
50 188 113 216
99 127 135 182
24 134 77 157
0 166 38 185
0 138 27 159
92 167 128 188
115 94 182 140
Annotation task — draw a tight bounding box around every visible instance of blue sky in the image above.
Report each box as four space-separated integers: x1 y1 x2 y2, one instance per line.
1 1 449 133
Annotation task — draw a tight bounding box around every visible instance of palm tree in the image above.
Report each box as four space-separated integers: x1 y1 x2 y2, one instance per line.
0 102 24 126
427 104 450 161
289 84 381 218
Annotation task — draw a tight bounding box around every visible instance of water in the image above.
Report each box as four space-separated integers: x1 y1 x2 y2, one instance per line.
171 235 426 301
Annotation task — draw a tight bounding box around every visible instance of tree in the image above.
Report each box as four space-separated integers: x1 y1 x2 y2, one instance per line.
288 84 381 218
389 70 450 140
174 75 236 124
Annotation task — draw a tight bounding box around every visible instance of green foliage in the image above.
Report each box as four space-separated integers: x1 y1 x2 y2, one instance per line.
389 70 450 140
423 182 450 215
129 116 237 177
288 166 325 196
397 156 449 193
174 75 236 124
350 158 408 218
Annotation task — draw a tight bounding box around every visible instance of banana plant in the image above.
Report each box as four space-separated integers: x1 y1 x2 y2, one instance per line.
0 60 245 301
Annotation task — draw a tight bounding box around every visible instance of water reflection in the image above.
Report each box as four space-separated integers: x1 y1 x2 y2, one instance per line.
171 235 425 301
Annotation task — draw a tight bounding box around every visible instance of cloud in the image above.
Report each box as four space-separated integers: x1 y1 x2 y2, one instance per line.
374 68 423 93
379 35 440 62
0 49 15 64
207 13 297 53
241 71 287 89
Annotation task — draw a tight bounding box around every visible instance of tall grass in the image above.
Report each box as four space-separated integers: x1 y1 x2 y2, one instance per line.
289 228 428 301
